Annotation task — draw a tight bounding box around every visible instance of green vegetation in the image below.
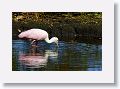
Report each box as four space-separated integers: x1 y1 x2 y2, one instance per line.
12 12 102 43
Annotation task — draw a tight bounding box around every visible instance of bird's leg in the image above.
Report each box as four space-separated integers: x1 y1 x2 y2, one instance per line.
31 40 38 48
31 40 36 45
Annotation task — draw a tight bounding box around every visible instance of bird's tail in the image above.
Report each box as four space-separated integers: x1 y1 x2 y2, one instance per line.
18 29 22 33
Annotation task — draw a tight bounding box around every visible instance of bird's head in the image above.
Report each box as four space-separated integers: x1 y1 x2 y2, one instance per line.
51 37 58 47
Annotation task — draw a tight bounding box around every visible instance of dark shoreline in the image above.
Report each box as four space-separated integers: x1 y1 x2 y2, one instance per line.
13 36 102 45
12 12 102 44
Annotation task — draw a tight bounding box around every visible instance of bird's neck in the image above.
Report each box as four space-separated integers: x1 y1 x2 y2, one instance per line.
45 37 53 43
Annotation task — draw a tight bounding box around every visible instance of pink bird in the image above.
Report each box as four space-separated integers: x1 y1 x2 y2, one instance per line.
18 29 58 46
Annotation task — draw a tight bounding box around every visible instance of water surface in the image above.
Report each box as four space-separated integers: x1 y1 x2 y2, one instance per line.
12 40 102 71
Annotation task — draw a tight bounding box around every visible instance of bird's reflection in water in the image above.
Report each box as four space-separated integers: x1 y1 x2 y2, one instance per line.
19 45 58 69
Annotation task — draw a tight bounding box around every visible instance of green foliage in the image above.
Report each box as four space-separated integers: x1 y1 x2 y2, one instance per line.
12 12 102 27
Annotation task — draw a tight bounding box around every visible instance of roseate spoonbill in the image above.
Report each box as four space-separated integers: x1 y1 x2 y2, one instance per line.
18 29 58 46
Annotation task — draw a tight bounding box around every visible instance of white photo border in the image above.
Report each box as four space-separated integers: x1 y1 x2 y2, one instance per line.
0 0 114 83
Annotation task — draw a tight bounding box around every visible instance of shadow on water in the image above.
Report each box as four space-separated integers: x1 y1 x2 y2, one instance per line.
12 40 102 71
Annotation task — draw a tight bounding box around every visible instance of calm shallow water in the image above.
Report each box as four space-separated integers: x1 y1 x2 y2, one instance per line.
12 40 102 71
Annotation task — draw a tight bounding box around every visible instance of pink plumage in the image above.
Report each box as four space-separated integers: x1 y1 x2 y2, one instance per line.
18 29 48 40
18 28 58 46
